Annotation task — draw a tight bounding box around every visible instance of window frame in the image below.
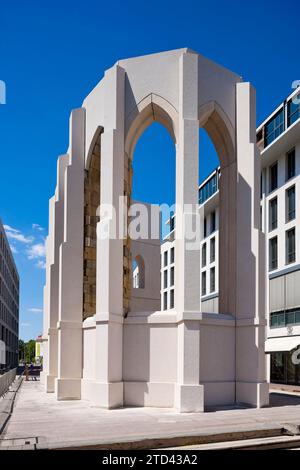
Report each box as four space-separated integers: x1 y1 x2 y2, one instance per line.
286 227 296 264
269 236 278 271
269 196 278 232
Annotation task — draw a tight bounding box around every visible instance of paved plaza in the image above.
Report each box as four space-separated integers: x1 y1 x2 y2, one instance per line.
1 380 300 449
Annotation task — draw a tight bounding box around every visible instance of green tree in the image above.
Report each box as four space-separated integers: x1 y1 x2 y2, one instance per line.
18 339 25 363
25 340 36 364
19 339 36 364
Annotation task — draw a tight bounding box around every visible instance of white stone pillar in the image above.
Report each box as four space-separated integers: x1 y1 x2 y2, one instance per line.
93 65 125 408
55 108 85 400
40 236 51 387
174 52 203 412
42 155 69 392
235 82 269 407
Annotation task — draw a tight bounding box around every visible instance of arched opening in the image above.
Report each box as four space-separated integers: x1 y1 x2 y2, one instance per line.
199 127 220 314
199 102 236 316
83 133 101 320
132 255 145 289
124 101 177 315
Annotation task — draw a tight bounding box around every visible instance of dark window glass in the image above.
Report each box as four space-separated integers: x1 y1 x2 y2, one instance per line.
164 251 168 267
170 267 174 287
269 236 278 270
199 172 219 204
170 247 174 264
270 314 278 328
201 271 206 296
286 186 295 222
203 217 207 238
269 162 278 192
286 149 295 181
286 311 295 325
210 267 215 293
269 197 277 231
278 312 285 327
202 243 206 267
210 211 216 233
264 109 285 147
163 291 168 310
270 310 300 328
170 290 174 309
287 95 300 127
286 228 296 264
210 237 215 263
170 215 175 232
271 352 285 383
164 269 168 289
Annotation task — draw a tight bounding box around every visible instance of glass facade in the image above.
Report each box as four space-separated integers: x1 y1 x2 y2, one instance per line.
287 94 300 127
199 172 219 204
270 309 300 328
271 352 300 386
264 109 284 147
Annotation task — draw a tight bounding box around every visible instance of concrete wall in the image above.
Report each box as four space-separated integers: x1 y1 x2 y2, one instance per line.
123 312 177 407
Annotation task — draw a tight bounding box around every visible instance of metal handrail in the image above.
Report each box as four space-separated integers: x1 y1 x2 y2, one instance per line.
0 368 17 398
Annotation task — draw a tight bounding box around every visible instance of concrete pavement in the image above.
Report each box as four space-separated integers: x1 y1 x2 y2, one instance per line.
1 381 300 449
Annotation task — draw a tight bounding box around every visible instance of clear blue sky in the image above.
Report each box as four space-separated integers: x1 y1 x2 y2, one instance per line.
0 0 299 341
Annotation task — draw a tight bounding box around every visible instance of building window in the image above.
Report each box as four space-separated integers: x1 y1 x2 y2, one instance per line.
264 109 285 147
210 267 215 293
286 186 296 222
163 269 168 289
170 215 175 232
203 217 207 238
201 271 206 296
202 243 206 267
210 237 215 263
170 267 174 287
269 162 278 193
210 211 216 233
269 197 278 231
270 309 300 329
170 247 174 264
269 236 278 271
286 149 295 181
286 228 296 264
163 291 168 310
170 289 174 309
164 251 168 267
199 172 219 204
287 94 300 127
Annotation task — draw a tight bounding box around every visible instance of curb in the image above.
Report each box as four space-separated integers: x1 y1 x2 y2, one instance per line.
39 426 286 450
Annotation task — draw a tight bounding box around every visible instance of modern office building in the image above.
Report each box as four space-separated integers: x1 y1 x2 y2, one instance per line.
0 219 19 369
162 86 300 387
